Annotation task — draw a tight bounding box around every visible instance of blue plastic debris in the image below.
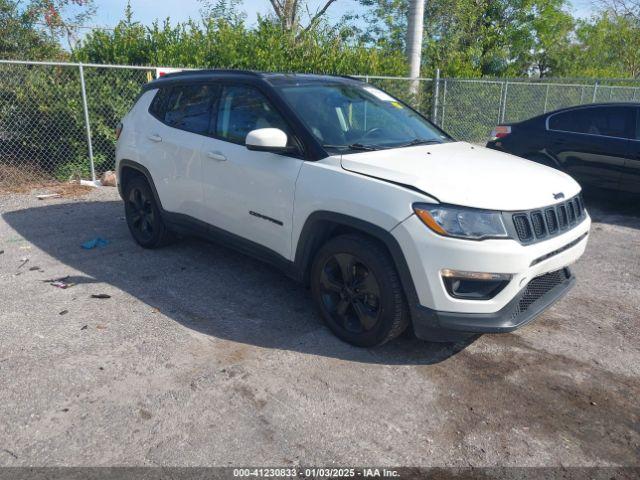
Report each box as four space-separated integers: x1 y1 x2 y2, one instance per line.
81 237 109 250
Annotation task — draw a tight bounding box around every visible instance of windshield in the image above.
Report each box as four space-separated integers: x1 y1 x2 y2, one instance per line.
275 83 451 152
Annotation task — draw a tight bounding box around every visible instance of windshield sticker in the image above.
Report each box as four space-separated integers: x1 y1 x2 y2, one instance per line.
363 87 396 102
391 101 404 109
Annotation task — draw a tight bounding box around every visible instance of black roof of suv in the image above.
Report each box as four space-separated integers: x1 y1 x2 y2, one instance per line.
142 69 362 92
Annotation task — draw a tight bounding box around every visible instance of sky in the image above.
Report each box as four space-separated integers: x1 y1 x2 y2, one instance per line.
84 0 361 29
75 0 598 30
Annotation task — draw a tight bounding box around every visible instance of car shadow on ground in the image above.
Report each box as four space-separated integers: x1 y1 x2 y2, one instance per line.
3 199 476 366
582 189 640 230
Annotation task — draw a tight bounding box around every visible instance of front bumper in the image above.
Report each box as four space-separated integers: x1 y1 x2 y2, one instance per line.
391 211 590 341
411 268 575 341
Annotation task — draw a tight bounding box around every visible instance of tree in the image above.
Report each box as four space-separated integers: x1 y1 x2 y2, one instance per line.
0 0 61 59
199 0 246 25
406 0 425 87
267 0 338 31
352 0 581 77
512 0 575 77
0 0 95 58
346 0 408 51
596 0 640 21
568 12 640 77
582 2 640 77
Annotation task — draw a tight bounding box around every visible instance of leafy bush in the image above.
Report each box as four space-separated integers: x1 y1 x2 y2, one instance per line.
73 14 407 76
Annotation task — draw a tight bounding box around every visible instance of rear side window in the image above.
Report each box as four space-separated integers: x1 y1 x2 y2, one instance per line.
149 88 171 119
216 85 291 145
150 84 218 135
548 106 635 139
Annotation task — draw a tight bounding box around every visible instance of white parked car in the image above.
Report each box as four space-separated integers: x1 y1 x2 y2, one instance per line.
116 70 590 347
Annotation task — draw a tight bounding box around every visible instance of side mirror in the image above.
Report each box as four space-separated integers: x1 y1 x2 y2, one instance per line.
245 128 296 153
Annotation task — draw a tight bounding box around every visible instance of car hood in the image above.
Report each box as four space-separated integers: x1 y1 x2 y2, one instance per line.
340 142 581 211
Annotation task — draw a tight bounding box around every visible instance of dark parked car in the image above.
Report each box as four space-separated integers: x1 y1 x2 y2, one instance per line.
486 103 640 193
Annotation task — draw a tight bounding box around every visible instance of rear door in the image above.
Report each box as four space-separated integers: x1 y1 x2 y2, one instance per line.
546 105 635 190
619 106 640 193
144 83 218 218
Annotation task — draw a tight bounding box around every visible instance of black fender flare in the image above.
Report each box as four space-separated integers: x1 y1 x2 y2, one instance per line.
293 211 421 314
118 160 164 209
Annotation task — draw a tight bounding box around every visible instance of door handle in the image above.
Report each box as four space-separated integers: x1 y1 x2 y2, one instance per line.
207 151 227 161
148 134 162 142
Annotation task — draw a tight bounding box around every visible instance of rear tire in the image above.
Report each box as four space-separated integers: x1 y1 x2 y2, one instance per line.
123 177 173 248
310 234 409 347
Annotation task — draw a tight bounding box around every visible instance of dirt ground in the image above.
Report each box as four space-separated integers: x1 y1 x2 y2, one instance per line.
0 187 638 467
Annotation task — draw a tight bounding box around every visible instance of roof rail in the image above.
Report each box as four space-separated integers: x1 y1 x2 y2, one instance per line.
338 74 364 82
160 68 262 79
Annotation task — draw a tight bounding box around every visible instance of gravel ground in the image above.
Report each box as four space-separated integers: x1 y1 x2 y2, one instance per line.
0 187 638 467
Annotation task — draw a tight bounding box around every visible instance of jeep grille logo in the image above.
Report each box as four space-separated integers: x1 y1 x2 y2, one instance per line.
553 192 565 200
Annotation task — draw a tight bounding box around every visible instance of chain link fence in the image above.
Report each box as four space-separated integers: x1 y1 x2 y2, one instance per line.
432 78 640 143
1 59 639 189
0 60 154 189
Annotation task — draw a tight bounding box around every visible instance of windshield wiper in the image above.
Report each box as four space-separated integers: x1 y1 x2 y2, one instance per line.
394 138 442 148
323 139 440 152
323 143 380 151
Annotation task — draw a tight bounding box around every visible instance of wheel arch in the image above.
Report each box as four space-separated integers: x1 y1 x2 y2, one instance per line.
118 160 164 209
294 211 420 311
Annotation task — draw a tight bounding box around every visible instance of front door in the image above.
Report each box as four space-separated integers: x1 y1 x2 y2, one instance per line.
200 84 304 260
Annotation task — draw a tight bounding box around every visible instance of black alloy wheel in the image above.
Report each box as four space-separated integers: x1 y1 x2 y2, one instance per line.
127 185 156 243
319 253 381 334
123 176 172 248
311 234 409 347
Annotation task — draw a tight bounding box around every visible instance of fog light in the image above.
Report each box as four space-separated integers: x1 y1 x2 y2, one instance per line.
441 269 511 300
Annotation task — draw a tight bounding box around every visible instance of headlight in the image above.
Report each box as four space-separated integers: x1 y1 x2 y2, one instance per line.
413 204 508 240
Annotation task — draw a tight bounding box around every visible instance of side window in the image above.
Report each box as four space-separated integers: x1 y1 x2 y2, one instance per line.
216 85 291 145
149 88 171 120
548 110 579 133
549 107 634 139
163 84 218 135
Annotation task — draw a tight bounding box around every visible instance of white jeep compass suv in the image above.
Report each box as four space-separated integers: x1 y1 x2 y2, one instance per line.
116 70 590 347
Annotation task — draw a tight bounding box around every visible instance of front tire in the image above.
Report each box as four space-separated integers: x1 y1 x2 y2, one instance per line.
310 234 409 347
123 177 173 248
